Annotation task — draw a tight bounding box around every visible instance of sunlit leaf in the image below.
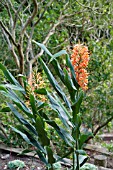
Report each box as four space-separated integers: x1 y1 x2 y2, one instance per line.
32 41 53 57
49 50 67 63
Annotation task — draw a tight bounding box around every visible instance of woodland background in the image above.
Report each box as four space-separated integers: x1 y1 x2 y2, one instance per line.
0 0 113 159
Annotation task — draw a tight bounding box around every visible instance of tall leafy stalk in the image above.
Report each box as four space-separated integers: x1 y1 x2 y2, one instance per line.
36 42 90 169
0 43 91 169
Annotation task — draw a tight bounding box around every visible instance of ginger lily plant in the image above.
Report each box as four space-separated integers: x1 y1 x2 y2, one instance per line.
0 42 92 170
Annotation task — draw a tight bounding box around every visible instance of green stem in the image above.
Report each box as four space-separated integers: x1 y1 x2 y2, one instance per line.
73 147 76 170
76 140 80 170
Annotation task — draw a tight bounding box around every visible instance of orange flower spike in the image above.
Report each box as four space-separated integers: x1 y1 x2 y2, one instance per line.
71 44 89 91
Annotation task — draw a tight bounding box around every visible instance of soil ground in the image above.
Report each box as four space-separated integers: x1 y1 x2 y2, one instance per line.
0 150 69 170
0 142 113 170
0 150 45 170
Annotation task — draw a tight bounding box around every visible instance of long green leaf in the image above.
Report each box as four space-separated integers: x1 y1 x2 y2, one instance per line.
35 115 50 146
2 88 33 119
0 90 20 103
23 130 46 154
46 146 55 164
32 41 53 57
11 126 32 145
50 121 74 147
29 94 37 120
0 63 24 92
40 58 71 109
50 56 77 102
38 111 75 146
64 68 77 102
51 60 65 83
36 150 48 165
49 50 67 63
47 92 71 128
3 84 25 92
72 92 84 122
12 127 46 154
9 89 32 118
14 101 33 119
8 103 38 136
66 55 79 89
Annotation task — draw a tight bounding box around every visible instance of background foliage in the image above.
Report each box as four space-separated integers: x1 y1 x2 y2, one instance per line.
0 0 113 152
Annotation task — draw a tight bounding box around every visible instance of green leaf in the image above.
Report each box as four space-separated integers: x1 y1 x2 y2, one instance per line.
35 115 50 146
0 85 8 92
40 58 71 109
34 88 47 95
18 149 33 155
53 162 61 170
51 60 65 83
36 150 48 165
79 132 93 148
0 106 10 112
12 126 46 154
49 50 67 63
80 163 98 170
49 55 77 102
23 130 46 154
79 155 88 167
2 88 33 119
72 92 84 121
73 154 88 167
47 121 74 147
8 103 38 136
75 150 86 155
66 55 79 89
14 101 33 119
36 101 47 111
63 68 77 102
46 146 55 164
38 111 75 147
32 41 53 57
47 92 71 128
29 94 38 120
11 126 32 145
3 84 25 92
0 63 24 91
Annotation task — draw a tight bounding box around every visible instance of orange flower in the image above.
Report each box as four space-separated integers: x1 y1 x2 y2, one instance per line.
71 44 89 91
27 72 47 104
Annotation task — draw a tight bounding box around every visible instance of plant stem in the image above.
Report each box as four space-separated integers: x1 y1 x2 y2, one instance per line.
73 147 76 170
76 140 80 170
